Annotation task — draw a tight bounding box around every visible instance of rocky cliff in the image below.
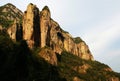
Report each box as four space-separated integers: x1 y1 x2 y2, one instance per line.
0 3 23 41
23 3 40 48
22 3 93 61
7 20 22 41
0 3 120 81
0 3 23 28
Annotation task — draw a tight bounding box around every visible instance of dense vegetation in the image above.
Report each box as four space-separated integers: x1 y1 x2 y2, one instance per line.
73 37 83 44
0 30 120 81
58 51 120 81
0 17 13 28
0 31 64 81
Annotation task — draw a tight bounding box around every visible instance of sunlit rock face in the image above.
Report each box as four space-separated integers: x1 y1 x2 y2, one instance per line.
7 20 17 41
22 3 93 60
40 6 51 48
23 3 40 48
39 6 93 60
38 48 57 66
7 3 93 61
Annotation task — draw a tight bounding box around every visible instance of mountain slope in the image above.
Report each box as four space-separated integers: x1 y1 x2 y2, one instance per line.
0 3 23 28
22 3 93 61
58 51 120 81
0 3 120 81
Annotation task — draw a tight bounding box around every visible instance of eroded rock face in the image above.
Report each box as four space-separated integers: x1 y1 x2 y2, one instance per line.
7 3 93 61
0 3 23 22
0 25 2 30
3 3 120 81
40 6 51 48
73 64 91 74
73 77 84 81
7 20 22 41
48 21 93 60
23 3 40 48
7 20 17 41
39 5 93 60
107 77 119 81
38 47 57 65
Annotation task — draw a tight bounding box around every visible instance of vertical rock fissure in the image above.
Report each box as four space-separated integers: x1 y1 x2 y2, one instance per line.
33 7 40 47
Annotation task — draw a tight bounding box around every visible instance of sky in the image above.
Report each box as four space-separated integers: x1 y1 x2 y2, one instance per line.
0 0 120 72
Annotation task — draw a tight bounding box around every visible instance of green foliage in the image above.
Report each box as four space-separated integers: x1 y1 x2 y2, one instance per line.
0 17 13 28
0 33 64 81
73 37 83 44
0 3 23 28
0 33 30 81
57 51 120 81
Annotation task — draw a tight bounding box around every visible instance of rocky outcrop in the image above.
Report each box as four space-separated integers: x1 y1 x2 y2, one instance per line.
5 3 94 68
73 64 91 74
39 6 93 60
1 3 120 81
107 77 119 81
23 3 40 48
0 25 2 30
73 77 84 81
105 74 120 81
22 3 94 60
40 6 51 48
50 20 93 60
7 20 17 41
0 3 23 28
103 67 113 72
38 47 57 65
2 3 23 21
6 3 93 61
6 3 93 62
7 20 22 41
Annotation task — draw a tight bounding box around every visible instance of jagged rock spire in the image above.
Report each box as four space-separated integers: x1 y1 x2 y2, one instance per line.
40 5 51 48
23 3 40 48
42 6 50 12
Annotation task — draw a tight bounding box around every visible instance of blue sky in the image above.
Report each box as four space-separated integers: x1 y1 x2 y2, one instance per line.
0 0 120 72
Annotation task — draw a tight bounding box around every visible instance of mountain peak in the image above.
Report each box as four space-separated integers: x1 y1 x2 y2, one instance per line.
0 3 23 28
4 3 16 8
42 6 50 12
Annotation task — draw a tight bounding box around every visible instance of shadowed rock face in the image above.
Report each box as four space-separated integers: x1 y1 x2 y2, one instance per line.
7 20 22 41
